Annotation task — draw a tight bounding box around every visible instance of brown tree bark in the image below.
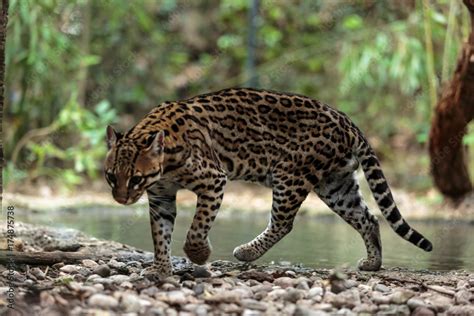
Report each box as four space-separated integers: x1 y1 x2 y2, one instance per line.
0 0 8 205
428 0 474 201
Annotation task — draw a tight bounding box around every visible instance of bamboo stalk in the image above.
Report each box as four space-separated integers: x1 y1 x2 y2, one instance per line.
422 0 438 111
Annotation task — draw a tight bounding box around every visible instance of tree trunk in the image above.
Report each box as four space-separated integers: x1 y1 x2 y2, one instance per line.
0 0 9 203
428 0 474 201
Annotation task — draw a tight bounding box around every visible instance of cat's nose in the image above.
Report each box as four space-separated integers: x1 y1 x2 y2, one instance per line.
114 196 128 204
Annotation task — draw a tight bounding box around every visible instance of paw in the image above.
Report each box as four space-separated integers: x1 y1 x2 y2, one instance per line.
140 264 172 280
357 258 382 271
233 244 261 262
183 240 212 265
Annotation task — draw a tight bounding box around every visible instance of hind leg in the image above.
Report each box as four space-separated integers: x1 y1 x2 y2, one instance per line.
315 172 382 271
233 174 310 262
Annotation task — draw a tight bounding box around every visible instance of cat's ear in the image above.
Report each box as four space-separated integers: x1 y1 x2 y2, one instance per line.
106 125 122 149
144 130 165 155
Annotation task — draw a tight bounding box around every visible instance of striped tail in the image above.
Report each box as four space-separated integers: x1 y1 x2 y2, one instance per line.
355 135 433 252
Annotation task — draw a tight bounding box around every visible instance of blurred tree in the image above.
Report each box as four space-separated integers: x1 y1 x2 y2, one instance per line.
428 0 474 201
3 0 470 192
0 0 8 197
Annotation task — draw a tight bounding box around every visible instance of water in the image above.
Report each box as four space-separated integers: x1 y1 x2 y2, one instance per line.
17 206 474 271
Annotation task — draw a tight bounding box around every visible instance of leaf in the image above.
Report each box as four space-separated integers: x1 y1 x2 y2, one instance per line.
342 14 363 30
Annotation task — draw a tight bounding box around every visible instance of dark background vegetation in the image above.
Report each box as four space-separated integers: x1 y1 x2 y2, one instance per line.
4 0 473 200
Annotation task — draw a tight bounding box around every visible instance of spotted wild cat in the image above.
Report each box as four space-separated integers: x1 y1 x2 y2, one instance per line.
104 87 433 277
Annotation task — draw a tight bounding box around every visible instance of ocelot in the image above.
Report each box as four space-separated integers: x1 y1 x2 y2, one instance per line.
104 87 433 277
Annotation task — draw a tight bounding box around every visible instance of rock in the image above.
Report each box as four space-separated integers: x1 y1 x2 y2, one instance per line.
242 309 261 316
163 291 187 305
294 305 330 316
254 291 267 300
120 281 134 289
267 289 287 301
274 277 294 289
93 264 111 277
88 293 119 308
193 283 205 295
238 270 274 283
335 308 356 315
328 270 347 294
454 289 471 305
374 283 391 293
296 278 311 291
60 265 79 274
241 298 267 311
352 303 378 314
446 305 474 315
389 289 415 304
81 259 98 268
119 293 142 313
108 259 126 270
192 266 211 278
308 287 324 299
407 297 428 309
343 280 358 289
284 288 305 303
425 294 452 312
383 304 410 315
456 280 469 290
312 303 333 312
372 291 391 305
412 306 435 316
30 267 46 280
108 274 130 284
332 289 360 309
468 278 474 287
285 270 296 277
218 303 241 313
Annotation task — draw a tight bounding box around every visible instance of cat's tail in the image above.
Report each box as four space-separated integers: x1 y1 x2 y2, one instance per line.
354 134 433 252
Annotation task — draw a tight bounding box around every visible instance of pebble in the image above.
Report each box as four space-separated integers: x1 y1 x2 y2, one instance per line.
93 264 111 277
389 289 415 304
371 291 390 305
193 266 211 278
274 277 295 289
267 289 287 300
242 309 261 316
308 287 324 299
81 259 98 268
352 303 378 314
294 305 330 316
406 297 427 309
425 294 452 312
454 289 471 305
241 298 267 311
108 274 131 284
164 290 188 305
412 306 435 316
30 267 46 280
284 288 305 303
60 264 80 274
374 283 390 293
88 293 119 308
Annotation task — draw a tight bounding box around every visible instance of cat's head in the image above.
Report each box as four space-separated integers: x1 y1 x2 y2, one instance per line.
104 125 164 204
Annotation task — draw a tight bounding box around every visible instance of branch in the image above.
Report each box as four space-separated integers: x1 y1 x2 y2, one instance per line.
0 251 95 265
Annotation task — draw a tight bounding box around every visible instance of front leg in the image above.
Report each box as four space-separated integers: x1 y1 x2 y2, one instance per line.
183 174 226 265
144 183 178 278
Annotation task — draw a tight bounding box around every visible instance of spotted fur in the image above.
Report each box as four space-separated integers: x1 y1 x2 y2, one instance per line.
104 87 432 276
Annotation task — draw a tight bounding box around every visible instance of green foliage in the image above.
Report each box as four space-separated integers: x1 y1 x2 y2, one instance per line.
4 0 471 191
27 98 116 186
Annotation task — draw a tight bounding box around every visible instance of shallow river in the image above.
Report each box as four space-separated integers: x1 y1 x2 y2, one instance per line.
18 206 474 271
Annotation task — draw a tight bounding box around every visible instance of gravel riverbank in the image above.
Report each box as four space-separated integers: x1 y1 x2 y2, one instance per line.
1 223 473 315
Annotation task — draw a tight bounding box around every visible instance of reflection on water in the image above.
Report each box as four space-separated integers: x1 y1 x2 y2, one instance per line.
18 206 474 271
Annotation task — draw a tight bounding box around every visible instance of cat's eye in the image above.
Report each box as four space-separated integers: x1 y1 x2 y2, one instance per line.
129 176 142 186
106 172 116 183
